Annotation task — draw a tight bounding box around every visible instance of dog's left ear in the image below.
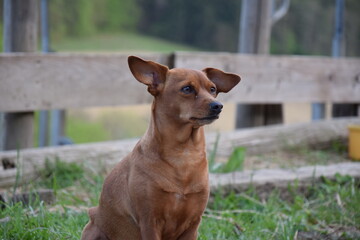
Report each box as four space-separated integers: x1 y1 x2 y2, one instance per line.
203 68 241 93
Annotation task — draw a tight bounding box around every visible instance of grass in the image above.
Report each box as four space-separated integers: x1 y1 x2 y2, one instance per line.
1 203 88 240
1 159 359 239
33 111 111 146
65 115 111 144
208 133 246 173
34 106 151 146
51 31 198 53
201 174 360 239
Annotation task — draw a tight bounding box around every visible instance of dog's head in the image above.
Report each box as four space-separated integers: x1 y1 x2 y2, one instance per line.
128 56 241 127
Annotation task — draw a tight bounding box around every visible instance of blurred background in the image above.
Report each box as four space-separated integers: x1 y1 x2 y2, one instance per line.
1 0 359 55
0 0 359 145
1 2 360 238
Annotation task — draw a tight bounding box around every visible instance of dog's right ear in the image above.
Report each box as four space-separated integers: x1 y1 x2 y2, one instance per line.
128 56 169 96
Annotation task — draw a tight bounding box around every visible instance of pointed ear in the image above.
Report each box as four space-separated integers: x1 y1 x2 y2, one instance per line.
203 68 241 93
128 56 169 96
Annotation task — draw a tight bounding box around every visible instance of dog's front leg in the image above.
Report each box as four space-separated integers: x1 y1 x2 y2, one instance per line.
177 217 202 240
139 220 162 240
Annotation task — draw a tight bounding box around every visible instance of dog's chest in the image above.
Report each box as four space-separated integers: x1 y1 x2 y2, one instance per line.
159 190 207 237
154 164 208 197
167 192 188 212
159 176 209 214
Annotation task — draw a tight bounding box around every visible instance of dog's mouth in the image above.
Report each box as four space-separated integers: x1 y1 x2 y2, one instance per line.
190 114 219 122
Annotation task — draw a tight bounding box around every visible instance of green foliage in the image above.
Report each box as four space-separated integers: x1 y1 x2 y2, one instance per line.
0 202 87 240
221 147 246 173
49 0 140 41
136 0 360 55
200 176 360 239
40 158 84 189
0 23 3 52
104 0 139 31
97 110 147 140
49 0 95 40
65 115 110 144
270 0 360 56
74 0 96 36
271 0 334 56
208 133 220 171
0 163 359 239
137 0 241 52
209 145 246 173
52 31 197 52
1 0 360 55
0 159 103 239
330 139 347 154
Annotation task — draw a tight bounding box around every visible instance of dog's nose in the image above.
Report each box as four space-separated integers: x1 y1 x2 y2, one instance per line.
209 101 223 114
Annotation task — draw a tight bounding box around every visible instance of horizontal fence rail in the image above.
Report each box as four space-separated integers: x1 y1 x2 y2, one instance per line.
175 52 360 104
0 53 170 112
0 52 360 112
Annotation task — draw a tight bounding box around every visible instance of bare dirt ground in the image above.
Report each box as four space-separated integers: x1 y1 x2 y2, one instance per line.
214 143 352 171
243 149 350 170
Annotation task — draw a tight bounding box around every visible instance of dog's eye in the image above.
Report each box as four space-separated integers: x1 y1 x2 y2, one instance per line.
210 87 216 94
181 86 194 94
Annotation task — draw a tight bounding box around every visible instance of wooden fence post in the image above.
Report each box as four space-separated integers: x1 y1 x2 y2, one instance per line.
236 0 285 128
3 0 39 150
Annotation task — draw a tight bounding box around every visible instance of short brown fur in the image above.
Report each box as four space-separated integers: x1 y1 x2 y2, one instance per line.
81 56 241 240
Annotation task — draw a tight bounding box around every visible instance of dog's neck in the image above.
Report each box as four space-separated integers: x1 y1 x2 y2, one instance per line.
140 100 206 161
135 101 208 194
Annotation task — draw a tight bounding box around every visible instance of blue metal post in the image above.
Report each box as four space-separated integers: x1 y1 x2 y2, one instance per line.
3 0 12 53
312 0 344 121
40 0 70 146
39 111 49 146
311 0 343 120
50 109 61 146
41 0 49 53
332 0 344 58
331 0 352 118
39 0 50 146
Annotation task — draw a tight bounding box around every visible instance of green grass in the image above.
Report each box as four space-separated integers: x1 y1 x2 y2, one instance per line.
65 109 149 144
65 115 111 144
51 31 198 52
201 175 360 239
1 160 359 239
208 134 245 173
39 158 85 190
0 203 88 240
33 111 111 146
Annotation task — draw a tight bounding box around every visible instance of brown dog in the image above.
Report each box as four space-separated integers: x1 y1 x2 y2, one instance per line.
81 56 240 240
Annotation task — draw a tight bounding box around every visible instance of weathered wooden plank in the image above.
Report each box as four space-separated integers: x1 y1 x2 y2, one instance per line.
211 117 360 157
0 53 170 112
1 52 359 112
0 139 139 188
0 117 358 188
174 52 360 103
209 162 360 198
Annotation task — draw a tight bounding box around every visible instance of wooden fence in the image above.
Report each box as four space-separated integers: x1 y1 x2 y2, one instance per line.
1 52 360 187
1 52 360 113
